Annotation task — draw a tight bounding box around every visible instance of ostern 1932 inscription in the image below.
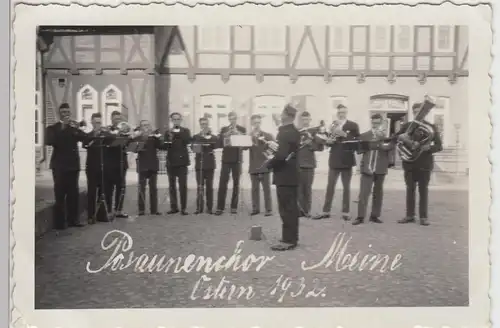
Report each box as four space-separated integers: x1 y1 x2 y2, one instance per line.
86 230 403 303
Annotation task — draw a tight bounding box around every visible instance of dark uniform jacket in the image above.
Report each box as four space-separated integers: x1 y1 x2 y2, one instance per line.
104 126 131 171
133 135 162 172
217 125 247 164
297 127 325 169
248 130 275 174
327 120 360 169
192 132 218 171
267 123 301 186
394 121 443 171
358 130 394 175
164 127 192 168
45 122 87 171
82 130 114 172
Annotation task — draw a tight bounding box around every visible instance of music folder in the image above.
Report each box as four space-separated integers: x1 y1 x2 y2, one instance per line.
109 136 130 148
127 140 146 153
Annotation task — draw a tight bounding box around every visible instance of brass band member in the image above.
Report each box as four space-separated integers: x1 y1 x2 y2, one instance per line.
192 117 218 214
164 112 192 215
297 111 325 218
82 112 113 224
395 103 443 226
215 111 247 215
45 103 87 229
106 111 130 219
267 105 301 251
248 114 274 216
313 104 360 221
134 120 162 216
352 114 394 225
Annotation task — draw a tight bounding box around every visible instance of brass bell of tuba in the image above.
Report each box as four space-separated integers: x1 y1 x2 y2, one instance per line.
396 96 436 162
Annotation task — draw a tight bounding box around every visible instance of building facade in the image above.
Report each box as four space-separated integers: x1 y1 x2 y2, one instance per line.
36 25 469 173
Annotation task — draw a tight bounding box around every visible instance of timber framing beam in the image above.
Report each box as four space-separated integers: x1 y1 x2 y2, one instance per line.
42 61 469 78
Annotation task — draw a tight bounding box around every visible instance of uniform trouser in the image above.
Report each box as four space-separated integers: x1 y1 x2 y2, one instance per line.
138 170 158 214
217 162 241 211
195 169 214 212
167 166 188 211
107 168 127 212
276 186 300 244
357 173 386 219
86 169 109 220
322 168 353 215
250 172 272 213
52 169 80 228
298 168 315 215
404 169 431 218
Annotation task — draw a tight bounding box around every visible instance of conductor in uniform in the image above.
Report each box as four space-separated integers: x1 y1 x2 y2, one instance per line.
267 104 301 251
45 103 87 229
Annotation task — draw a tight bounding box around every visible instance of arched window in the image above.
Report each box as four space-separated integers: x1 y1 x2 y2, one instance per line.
101 84 123 126
77 84 98 133
199 95 233 134
253 95 286 136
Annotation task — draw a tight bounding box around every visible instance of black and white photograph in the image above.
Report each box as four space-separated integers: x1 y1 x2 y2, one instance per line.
11 3 491 328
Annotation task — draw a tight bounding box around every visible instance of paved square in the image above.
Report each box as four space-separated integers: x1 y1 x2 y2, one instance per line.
35 183 468 308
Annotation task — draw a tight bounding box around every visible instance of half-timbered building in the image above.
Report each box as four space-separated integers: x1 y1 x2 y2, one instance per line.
36 25 469 173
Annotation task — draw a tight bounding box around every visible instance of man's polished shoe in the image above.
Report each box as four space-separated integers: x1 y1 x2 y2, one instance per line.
167 209 179 214
342 215 351 221
151 212 161 216
230 209 238 214
138 212 145 216
194 210 202 215
214 210 223 216
250 211 260 216
70 222 85 228
312 213 330 220
352 217 364 225
420 218 430 226
206 209 213 214
271 242 297 251
180 211 189 215
264 211 273 217
115 212 129 219
398 216 416 224
369 216 383 223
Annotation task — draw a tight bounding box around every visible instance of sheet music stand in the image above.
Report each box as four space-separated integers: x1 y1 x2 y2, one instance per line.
109 136 131 218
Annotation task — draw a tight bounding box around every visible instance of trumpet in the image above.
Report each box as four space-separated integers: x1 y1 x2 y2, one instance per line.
325 120 347 143
68 119 87 129
299 124 328 145
109 121 133 136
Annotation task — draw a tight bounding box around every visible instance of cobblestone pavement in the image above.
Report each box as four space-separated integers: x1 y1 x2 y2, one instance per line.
35 187 469 308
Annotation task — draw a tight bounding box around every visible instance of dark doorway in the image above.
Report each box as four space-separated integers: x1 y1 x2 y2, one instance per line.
387 112 407 135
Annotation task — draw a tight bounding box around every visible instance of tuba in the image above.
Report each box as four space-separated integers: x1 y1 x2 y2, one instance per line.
396 96 436 162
